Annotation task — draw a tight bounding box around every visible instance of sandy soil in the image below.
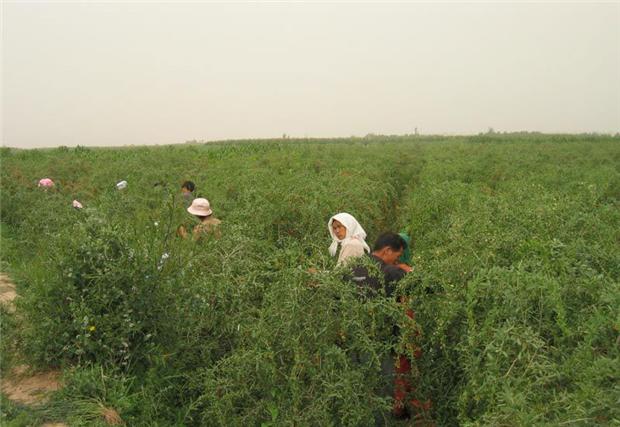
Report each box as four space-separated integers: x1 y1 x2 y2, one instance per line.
0 273 17 312
1 364 62 405
0 273 122 426
0 273 63 406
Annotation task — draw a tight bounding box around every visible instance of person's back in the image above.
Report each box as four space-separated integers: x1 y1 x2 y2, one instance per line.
178 197 222 240
193 215 222 239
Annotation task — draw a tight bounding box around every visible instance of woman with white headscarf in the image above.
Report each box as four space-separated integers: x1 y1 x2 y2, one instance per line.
328 212 371 266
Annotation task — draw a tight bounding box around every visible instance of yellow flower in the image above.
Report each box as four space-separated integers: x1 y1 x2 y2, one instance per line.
88 325 96 332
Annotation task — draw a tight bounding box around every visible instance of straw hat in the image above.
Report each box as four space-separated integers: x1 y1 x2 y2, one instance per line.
187 198 213 216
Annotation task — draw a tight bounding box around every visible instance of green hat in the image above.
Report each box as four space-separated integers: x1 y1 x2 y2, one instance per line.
398 232 412 264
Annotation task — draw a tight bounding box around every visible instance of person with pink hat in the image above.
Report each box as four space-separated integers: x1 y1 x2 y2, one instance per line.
178 197 221 239
38 178 55 188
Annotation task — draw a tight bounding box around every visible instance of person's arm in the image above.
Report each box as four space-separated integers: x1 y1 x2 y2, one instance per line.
395 263 413 273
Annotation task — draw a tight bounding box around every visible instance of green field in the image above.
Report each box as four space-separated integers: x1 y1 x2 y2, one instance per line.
1 134 618 426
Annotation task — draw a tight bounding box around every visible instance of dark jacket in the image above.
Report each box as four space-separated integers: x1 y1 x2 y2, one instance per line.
351 254 406 299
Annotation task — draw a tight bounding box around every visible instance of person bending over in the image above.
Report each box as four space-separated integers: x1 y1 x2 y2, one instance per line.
178 197 221 240
351 232 411 296
350 232 430 419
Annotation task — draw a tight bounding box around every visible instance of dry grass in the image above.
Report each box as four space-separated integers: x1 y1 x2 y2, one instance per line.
100 405 124 425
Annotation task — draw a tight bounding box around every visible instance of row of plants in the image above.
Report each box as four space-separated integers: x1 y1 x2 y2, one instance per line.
395 138 619 425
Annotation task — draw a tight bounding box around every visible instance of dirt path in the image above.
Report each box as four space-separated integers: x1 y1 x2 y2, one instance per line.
0 272 66 426
1 364 62 405
0 273 17 312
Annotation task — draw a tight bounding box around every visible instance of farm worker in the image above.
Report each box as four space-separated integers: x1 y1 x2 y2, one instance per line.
327 212 370 265
116 180 128 190
181 180 196 207
350 232 412 296
38 178 54 188
350 232 429 419
178 198 221 239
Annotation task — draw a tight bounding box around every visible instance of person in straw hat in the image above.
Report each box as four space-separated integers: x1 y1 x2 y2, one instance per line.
178 197 221 239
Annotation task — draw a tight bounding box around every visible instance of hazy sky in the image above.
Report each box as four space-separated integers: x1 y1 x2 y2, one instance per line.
2 1 619 148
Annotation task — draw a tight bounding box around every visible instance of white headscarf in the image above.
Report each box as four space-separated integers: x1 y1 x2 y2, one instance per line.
328 212 371 257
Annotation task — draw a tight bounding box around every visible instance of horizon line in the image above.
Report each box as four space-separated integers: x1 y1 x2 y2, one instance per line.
2 131 619 150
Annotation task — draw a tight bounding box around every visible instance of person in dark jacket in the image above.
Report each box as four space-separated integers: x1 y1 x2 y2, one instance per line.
351 232 412 298
351 232 430 420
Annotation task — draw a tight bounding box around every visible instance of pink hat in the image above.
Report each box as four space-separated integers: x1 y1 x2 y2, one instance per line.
187 198 213 216
38 178 54 188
